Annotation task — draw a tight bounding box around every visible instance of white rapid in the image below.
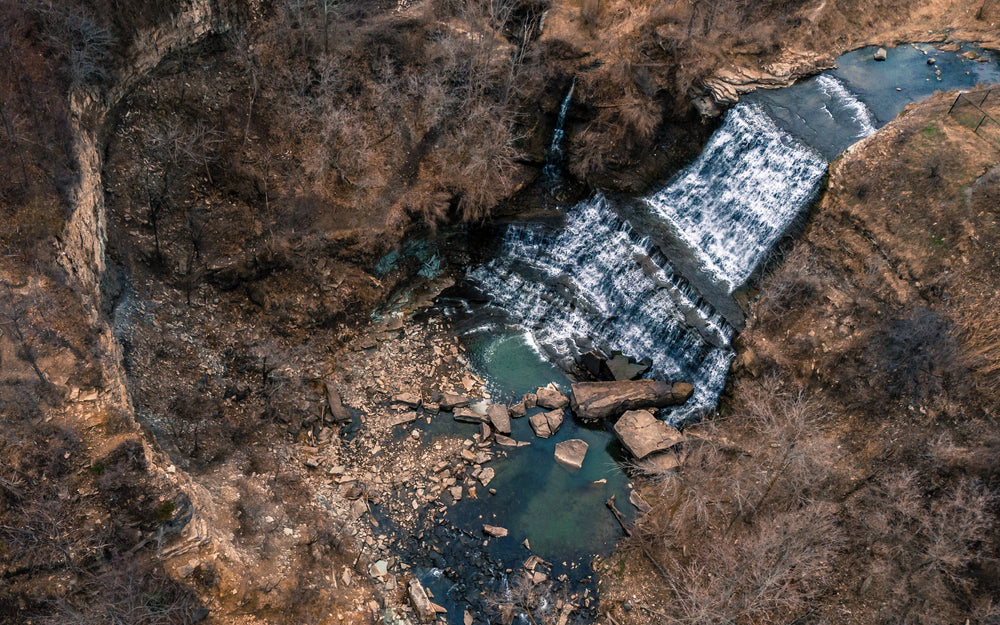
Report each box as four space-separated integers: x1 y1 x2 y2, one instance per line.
815 74 877 138
644 103 827 292
468 196 735 422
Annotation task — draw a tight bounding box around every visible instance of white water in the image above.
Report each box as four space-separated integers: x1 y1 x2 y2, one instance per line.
815 74 877 138
644 103 827 292
468 197 734 421
542 79 575 183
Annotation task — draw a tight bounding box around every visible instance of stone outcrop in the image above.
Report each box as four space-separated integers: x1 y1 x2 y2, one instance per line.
554 439 589 470
570 380 693 421
613 409 684 459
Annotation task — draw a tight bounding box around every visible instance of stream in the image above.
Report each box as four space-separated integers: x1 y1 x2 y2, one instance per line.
378 43 1000 624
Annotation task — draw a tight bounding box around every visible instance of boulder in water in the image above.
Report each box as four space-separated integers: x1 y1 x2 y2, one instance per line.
570 380 693 421
535 386 569 409
509 401 527 419
554 439 589 470
483 524 508 537
603 354 652 381
440 393 471 410
874 47 887 61
528 409 564 438
454 408 486 424
486 404 511 435
614 409 684 459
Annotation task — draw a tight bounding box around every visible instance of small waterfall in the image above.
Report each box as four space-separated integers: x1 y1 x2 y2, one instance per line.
815 75 877 138
542 79 575 184
644 103 827 293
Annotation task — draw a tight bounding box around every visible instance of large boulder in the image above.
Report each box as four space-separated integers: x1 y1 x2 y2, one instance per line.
874 47 887 61
570 380 693 421
554 439 589 470
613 409 684 459
528 409 564 439
535 386 569 409
440 393 471 411
486 404 511 435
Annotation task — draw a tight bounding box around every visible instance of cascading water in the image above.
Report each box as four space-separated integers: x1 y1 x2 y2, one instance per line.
541 79 575 184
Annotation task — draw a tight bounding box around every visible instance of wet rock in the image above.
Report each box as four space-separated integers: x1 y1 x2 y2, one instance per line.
479 422 493 441
927 57 936 65
570 380 693 421
388 411 418 428
487 404 511 435
483 524 508 537
423 402 440 415
509 401 526 419
495 434 518 447
545 409 564 434
454 408 487 424
536 386 569 409
392 392 421 408
523 392 537 409
440 393 471 411
874 47 887 61
603 354 651 381
324 382 352 423
449 486 464 501
409 579 437 623
529 413 551 438
614 409 684 459
554 439 589 470
478 467 495 487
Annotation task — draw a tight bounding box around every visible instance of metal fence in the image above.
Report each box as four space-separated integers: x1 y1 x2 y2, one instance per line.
949 89 1000 145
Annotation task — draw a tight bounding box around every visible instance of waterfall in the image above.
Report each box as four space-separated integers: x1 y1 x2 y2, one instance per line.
644 103 827 293
542 79 575 184
467 196 735 422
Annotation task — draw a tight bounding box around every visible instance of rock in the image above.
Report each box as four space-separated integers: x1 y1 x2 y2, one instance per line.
324 382 352 423
392 392 421 408
580 350 605 378
523 392 537 409
409 579 437 623
635 451 684 474
478 467 495 487
483 524 508 537
528 413 551 438
495 434 518 447
570 380 693 421
370 560 388 579
509 401 526 418
535 386 569 409
874 47 887 61
460 448 477 462
449 486 463 501
962 50 980 60
499 603 516 625
927 57 936 65
531 571 548 584
423 402 440 415
487 404 511 435
554 439 589 470
464 609 475 625
454 407 487 424
603 354 651 381
528 409 563 439
614 409 684 459
388 411 418 428
629 489 653 514
479 422 493 441
440 393 471 411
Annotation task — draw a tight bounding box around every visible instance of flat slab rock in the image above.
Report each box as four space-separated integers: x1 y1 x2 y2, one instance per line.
554 439 589 470
570 379 693 421
614 409 684 459
486 403 511 435
528 409 564 439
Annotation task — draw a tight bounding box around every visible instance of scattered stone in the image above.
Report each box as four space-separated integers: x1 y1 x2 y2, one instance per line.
523 392 537 409
874 47 887 61
570 380 693 421
535 386 569 409
370 560 388 579
962 50 980 60
629 489 653 514
484 524 508 537
509 401 526 418
392 392 421 407
479 422 493 441
499 603 516 625
449 486 464 501
487 404 511 435
554 439 589 470
324 382 352 423
303 457 321 469
388 411 418 428
495 434 518 447
440 393 471 411
531 571 548 584
423 402 440 415
454 408 486 424
409 579 437 623
614 409 684 459
410 430 421 440
460 448 477 462
478 467 495 487
927 57 936 65
464 609 475 625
